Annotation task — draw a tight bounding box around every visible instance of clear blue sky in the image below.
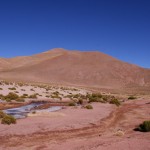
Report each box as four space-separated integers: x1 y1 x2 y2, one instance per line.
0 0 150 68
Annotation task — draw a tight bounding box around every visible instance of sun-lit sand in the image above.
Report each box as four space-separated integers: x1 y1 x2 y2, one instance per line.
0 99 149 150
0 103 114 136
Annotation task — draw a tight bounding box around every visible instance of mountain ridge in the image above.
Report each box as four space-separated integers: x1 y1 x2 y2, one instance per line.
0 48 150 92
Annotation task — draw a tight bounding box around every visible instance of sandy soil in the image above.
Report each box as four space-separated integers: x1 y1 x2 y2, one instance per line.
0 103 114 136
0 81 89 100
0 99 150 150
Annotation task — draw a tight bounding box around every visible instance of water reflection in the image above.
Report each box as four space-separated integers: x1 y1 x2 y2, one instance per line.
3 102 62 119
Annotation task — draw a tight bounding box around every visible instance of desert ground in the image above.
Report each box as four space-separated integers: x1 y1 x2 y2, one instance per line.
0 49 150 150
0 81 149 150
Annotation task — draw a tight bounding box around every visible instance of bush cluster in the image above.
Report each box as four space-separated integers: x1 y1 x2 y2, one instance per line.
87 93 121 106
51 91 62 100
1 115 16 125
0 111 16 125
109 99 121 106
128 96 137 100
85 105 93 109
87 93 103 103
8 87 16 90
137 121 150 132
77 99 83 105
0 92 40 101
3 92 19 101
68 102 76 106
29 94 37 99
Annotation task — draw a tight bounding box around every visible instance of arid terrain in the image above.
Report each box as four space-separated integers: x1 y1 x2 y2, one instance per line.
0 94 149 150
0 48 150 93
0 49 149 150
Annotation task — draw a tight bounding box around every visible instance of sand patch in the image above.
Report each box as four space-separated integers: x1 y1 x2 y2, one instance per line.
28 111 66 117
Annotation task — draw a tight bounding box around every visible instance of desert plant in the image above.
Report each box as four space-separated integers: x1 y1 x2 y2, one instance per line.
8 87 16 90
46 95 50 98
109 99 120 106
51 93 62 100
137 121 150 132
85 105 93 109
30 89 35 91
87 93 103 103
128 96 137 100
21 89 26 91
1 115 16 125
4 92 19 101
23 94 28 96
65 94 73 98
52 91 59 95
73 94 80 99
68 102 76 106
0 111 6 118
32 111 36 114
29 94 37 99
78 99 83 105
102 95 108 102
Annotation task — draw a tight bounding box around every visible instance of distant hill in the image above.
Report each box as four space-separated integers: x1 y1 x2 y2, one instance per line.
0 48 150 92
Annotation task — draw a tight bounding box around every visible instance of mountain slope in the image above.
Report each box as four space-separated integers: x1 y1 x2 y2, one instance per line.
0 48 66 70
0 48 149 90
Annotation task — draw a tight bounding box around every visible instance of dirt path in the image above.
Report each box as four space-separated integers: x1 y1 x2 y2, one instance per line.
0 100 149 150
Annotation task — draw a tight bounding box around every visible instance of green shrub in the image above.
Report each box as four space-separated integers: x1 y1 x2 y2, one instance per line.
52 91 59 95
110 99 120 106
0 111 6 118
68 102 76 106
128 96 137 100
30 89 35 91
88 93 103 103
32 111 36 114
138 121 150 132
4 92 19 101
46 95 50 98
51 95 62 100
102 96 108 102
20 94 28 98
21 89 25 91
78 99 83 105
73 94 80 99
1 115 16 125
8 87 16 90
29 94 37 99
85 105 93 109
65 95 73 98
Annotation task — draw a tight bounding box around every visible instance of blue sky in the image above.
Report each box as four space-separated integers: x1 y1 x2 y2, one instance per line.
0 0 150 68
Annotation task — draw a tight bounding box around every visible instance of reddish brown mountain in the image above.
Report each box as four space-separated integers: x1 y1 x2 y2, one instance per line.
0 48 150 90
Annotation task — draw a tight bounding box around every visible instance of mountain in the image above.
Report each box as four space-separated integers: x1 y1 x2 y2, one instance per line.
0 48 150 91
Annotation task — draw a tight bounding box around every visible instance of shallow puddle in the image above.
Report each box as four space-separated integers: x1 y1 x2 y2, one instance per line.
3 102 62 119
